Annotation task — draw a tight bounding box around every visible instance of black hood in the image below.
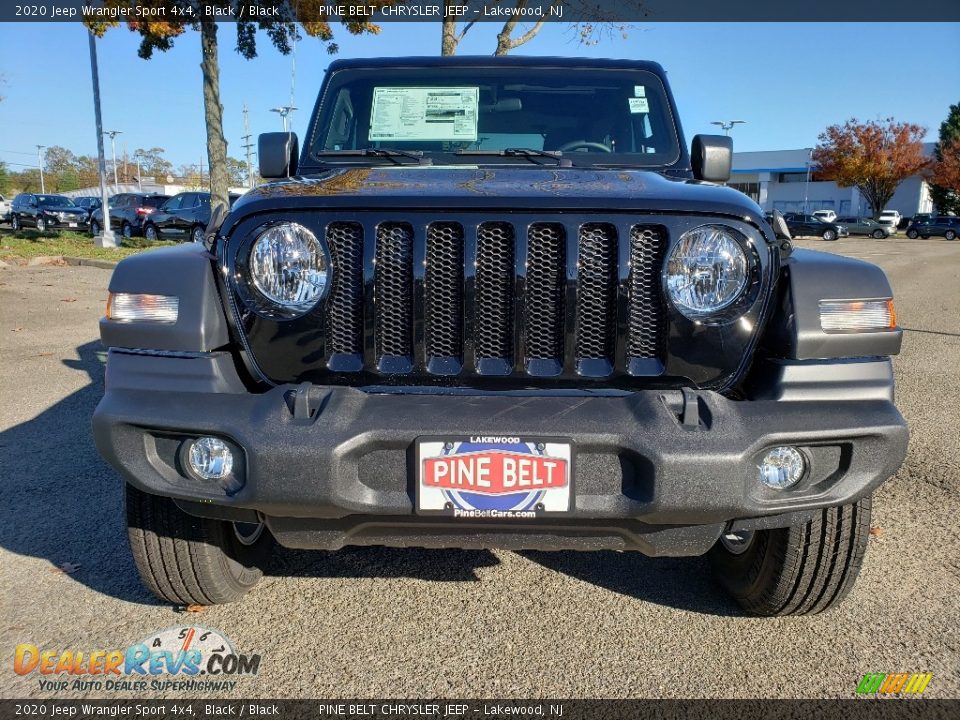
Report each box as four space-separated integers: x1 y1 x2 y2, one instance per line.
230 166 762 220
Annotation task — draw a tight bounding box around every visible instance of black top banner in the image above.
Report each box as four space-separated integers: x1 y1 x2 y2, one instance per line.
2 0 958 23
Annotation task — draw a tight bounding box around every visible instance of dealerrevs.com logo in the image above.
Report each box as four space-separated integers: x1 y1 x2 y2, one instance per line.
13 626 260 693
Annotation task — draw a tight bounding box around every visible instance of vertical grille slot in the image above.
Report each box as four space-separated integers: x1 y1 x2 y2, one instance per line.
474 222 515 369
374 222 414 367
576 223 618 371
425 222 465 365
628 225 668 361
325 222 364 357
525 223 566 365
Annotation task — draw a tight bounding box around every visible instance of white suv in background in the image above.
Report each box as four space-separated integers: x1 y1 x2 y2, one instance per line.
0 194 10 224
813 209 837 222
878 210 902 232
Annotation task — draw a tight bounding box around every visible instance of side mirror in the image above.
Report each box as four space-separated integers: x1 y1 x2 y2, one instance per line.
259 132 299 179
691 134 733 183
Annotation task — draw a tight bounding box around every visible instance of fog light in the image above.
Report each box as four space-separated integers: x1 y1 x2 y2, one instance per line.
758 446 806 489
188 437 234 481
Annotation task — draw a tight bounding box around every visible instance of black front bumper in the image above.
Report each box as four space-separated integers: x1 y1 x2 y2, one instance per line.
93 351 908 556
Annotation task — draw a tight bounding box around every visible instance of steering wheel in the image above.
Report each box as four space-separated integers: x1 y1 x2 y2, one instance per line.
557 140 613 153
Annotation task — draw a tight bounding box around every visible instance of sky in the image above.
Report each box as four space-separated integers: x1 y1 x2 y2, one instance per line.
1 21 958 173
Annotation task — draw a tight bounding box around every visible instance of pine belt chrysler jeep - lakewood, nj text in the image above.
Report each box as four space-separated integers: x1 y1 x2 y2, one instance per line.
93 57 908 616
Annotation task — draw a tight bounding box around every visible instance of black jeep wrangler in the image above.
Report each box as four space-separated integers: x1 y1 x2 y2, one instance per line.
93 57 907 616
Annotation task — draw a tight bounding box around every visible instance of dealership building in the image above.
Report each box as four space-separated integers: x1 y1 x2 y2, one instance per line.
729 145 935 218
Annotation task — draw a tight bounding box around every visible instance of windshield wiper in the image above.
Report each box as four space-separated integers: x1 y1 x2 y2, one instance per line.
455 148 572 167
313 149 432 165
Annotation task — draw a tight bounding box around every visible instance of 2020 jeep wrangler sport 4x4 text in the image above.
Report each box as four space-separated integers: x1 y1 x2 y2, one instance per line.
93 57 908 615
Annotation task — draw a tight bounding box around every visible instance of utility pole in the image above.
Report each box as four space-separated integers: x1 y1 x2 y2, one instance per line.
104 130 122 188
803 148 813 214
88 31 116 247
136 157 143 191
36 145 46 193
241 103 255 189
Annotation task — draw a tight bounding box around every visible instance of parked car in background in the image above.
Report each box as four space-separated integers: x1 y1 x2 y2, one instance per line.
812 209 837 223
878 210 901 232
905 215 959 240
142 191 240 243
0 193 10 223
782 213 848 241
90 193 170 239
9 193 89 232
72 196 102 223
836 216 891 238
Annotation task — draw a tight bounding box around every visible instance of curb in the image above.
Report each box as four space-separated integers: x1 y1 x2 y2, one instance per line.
63 256 119 270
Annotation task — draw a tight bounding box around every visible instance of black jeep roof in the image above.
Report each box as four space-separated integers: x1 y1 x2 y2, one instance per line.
325 56 667 74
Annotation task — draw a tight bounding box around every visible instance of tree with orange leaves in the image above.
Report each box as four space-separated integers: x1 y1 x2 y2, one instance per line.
86 1 386 218
812 118 929 218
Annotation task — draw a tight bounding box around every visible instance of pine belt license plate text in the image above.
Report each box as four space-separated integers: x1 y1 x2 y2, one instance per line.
416 437 572 518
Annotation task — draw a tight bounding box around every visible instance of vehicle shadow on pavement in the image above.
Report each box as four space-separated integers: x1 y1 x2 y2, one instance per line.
268 546 502 583
518 551 742 616
0 340 163 606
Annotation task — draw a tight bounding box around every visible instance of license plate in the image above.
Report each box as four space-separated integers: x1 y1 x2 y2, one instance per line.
68 223 77 228
416 437 572 518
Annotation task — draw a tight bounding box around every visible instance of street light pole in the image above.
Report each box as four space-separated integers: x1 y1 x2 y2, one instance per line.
36 145 46 193
88 30 116 248
104 130 122 188
710 120 747 136
803 148 813 214
270 105 297 132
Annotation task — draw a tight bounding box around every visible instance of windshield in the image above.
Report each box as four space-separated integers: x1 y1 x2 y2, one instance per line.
307 67 680 169
37 195 74 207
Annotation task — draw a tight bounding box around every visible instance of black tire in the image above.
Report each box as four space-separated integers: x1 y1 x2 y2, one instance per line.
125 483 273 605
945 230 957 241
708 496 872 616
36 216 47 232
872 229 885 239
191 225 205 244
11 214 20 231
121 222 133 239
90 219 100 237
821 229 837 241
143 224 158 241
906 229 919 239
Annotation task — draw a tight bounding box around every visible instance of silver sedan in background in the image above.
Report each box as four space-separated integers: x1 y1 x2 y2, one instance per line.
836 216 892 238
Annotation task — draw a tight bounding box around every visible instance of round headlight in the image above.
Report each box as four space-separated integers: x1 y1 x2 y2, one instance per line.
248 223 329 315
664 225 750 319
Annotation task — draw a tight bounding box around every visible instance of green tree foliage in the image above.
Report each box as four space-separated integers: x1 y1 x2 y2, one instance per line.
929 102 960 214
133 147 175 180
0 161 10 194
87 1 385 219
226 156 248 186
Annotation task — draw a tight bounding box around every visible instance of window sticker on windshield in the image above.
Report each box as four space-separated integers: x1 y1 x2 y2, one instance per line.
634 85 646 97
370 87 479 142
628 97 649 114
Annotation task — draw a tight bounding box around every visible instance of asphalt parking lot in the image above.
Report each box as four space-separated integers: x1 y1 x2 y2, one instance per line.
1 236 958 700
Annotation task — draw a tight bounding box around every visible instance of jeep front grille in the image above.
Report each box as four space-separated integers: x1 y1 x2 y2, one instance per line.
319 215 668 381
